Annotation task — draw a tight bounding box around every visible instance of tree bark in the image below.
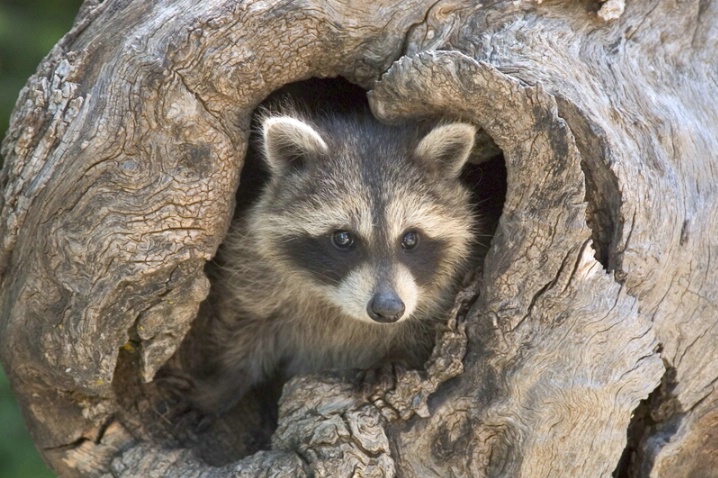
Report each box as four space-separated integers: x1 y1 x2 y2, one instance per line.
1 0 716 476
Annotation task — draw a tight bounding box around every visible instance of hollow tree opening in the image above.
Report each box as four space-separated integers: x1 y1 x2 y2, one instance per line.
154 75 508 465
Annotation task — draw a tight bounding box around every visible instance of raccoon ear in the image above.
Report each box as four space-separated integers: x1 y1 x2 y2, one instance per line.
414 122 477 177
262 116 329 174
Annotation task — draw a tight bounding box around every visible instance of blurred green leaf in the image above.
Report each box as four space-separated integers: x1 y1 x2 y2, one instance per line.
0 0 83 146
0 365 54 478
0 2 83 475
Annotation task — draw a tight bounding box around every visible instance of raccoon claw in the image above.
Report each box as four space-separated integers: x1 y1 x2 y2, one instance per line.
155 372 194 393
358 361 408 398
195 412 219 433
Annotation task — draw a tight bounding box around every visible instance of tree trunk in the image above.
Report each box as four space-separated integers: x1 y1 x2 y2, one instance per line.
1 0 716 476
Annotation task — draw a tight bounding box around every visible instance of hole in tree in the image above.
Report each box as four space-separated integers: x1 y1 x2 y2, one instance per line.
555 97 619 272
167 77 506 465
613 360 682 478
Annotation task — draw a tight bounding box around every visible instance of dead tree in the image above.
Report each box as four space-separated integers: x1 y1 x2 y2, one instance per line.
1 0 716 476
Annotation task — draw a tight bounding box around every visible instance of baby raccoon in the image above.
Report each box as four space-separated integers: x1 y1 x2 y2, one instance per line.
189 103 478 415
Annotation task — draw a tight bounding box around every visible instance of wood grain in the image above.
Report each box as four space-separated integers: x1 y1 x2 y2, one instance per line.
1 0 715 476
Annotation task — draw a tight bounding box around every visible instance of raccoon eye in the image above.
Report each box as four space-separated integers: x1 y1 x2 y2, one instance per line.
401 231 420 250
331 230 354 250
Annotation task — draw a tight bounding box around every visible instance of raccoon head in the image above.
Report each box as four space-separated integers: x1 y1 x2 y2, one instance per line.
252 111 476 325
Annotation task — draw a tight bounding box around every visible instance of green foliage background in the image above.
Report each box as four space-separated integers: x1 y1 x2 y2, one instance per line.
1 1 83 476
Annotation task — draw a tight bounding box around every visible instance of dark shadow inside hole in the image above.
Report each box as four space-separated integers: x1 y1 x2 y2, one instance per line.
462 154 507 258
554 96 616 272
172 77 507 465
612 361 681 478
232 78 371 215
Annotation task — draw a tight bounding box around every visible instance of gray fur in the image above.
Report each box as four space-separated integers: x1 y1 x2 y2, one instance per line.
187 104 480 414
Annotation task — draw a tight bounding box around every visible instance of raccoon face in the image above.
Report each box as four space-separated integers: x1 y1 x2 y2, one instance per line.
252 111 476 325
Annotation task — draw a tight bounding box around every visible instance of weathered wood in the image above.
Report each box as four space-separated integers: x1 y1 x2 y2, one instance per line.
370 51 665 476
1 0 716 476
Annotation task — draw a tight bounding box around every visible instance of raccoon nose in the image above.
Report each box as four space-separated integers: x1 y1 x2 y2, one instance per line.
367 291 405 323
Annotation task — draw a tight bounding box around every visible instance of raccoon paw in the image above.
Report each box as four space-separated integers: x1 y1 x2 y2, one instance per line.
152 369 228 432
357 361 408 399
154 369 194 393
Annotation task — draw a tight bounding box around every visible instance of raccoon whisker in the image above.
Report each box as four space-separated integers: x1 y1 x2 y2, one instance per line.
311 300 343 316
471 196 494 207
408 316 434 335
